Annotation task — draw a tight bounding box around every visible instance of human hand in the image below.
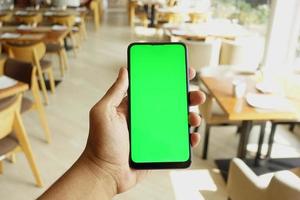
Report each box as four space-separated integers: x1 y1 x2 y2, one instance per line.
82 67 206 197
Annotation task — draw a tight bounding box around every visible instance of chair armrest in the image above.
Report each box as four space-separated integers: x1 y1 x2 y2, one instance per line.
267 171 300 200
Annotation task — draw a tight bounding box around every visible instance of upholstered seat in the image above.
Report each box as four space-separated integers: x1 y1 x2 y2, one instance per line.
0 134 18 156
40 60 52 70
46 43 63 53
21 97 33 113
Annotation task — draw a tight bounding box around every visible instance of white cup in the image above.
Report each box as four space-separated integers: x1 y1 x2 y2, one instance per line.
232 79 247 98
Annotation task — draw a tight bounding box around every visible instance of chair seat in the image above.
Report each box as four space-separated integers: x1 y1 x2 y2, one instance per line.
0 96 16 111
46 43 63 53
0 133 18 156
40 60 52 71
72 27 79 32
21 97 33 113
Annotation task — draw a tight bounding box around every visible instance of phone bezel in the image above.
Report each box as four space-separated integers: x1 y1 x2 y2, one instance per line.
127 42 191 169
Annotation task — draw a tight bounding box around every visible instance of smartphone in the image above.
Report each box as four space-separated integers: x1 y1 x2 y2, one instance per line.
128 42 190 169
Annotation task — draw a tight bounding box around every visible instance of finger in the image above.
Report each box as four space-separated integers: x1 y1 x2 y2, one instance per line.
190 133 201 147
189 68 196 80
103 67 128 106
189 112 201 127
189 90 206 106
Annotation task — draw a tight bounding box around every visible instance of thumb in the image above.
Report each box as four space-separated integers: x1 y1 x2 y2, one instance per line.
104 67 128 106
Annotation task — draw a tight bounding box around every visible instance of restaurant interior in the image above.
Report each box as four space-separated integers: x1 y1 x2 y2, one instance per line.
0 0 300 199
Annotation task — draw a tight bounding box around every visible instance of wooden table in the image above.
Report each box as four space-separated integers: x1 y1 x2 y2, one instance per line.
0 79 29 99
0 26 71 43
200 76 300 158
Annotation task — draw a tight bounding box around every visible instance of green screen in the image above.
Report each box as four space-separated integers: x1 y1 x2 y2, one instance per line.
129 43 190 163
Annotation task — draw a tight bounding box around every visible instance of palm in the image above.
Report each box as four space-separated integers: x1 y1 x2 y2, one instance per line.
88 97 148 193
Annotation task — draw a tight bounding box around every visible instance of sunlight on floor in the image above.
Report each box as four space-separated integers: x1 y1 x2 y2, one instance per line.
170 169 217 200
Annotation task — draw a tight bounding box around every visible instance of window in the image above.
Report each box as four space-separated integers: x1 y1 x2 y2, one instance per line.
211 0 271 36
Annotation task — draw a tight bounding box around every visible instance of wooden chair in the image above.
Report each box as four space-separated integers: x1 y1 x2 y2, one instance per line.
90 0 100 30
0 12 13 25
189 13 208 24
0 94 43 187
14 13 43 27
48 14 79 57
3 59 52 143
6 42 56 105
75 15 88 41
128 0 148 27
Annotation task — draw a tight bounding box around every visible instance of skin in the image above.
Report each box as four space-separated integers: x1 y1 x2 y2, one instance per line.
39 67 206 200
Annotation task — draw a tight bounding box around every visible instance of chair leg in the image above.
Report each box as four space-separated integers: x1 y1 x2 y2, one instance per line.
14 112 43 187
81 18 87 40
46 69 55 94
7 153 16 163
70 34 78 57
202 124 210 159
93 7 100 30
32 83 52 143
58 51 65 77
62 48 69 70
266 123 277 158
0 161 3 174
36 71 49 105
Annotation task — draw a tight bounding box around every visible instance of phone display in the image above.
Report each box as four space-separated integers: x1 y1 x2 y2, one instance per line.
128 43 190 169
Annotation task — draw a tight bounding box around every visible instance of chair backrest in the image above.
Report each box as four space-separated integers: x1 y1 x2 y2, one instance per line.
6 42 46 64
4 58 34 87
267 171 300 200
48 15 75 27
189 13 208 24
0 12 13 24
182 39 221 71
14 13 43 27
0 95 21 140
166 13 185 24
220 38 263 70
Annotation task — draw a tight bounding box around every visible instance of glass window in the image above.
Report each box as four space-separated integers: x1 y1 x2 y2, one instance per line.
211 0 271 36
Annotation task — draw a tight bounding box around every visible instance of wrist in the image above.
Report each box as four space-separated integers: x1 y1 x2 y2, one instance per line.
78 151 118 199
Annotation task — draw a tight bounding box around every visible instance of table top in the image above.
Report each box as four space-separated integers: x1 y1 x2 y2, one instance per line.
165 21 250 40
201 75 300 121
0 26 71 43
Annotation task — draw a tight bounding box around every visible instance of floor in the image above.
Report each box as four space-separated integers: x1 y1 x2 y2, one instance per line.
0 11 300 200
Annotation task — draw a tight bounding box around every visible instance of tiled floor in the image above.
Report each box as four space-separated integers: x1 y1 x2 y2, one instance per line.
0 10 299 200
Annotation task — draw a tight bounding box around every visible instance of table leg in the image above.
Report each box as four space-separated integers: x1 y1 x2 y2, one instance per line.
149 4 156 27
254 122 266 166
237 120 253 158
